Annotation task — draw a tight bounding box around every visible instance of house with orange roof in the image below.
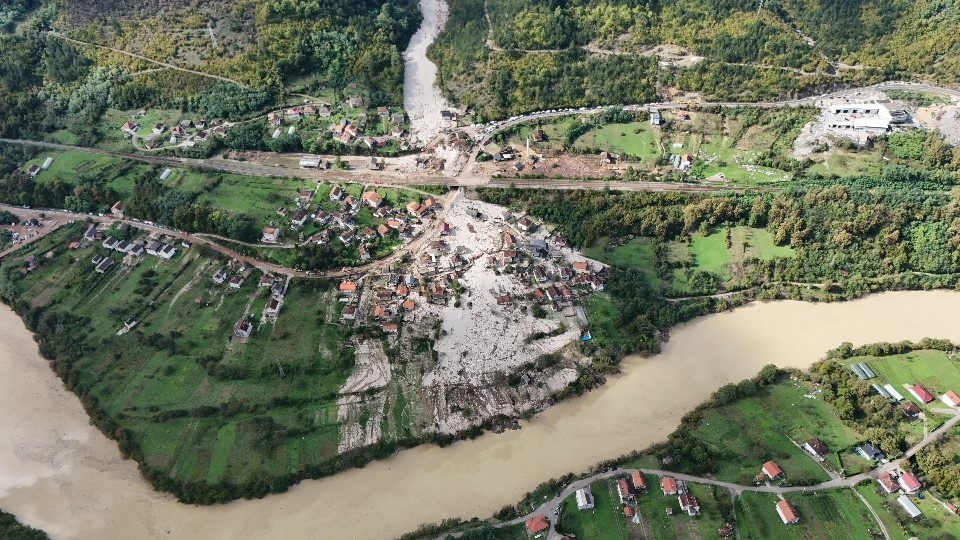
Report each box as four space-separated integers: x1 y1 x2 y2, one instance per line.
526 515 549 535
631 471 646 492
877 472 898 494
942 390 960 408
776 500 800 524
661 476 679 495
762 460 783 480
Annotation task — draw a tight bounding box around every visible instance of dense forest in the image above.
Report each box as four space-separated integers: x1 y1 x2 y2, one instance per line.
430 0 959 114
0 510 48 540
0 0 418 142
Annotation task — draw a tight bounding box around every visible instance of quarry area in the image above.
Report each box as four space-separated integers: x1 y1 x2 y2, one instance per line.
335 195 605 440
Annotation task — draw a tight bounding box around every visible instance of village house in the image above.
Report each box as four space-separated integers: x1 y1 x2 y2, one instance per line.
265 298 281 318
343 195 359 211
631 471 646 492
719 524 735 538
152 123 166 135
361 191 383 208
359 246 370 261
330 186 344 201
339 281 358 297
121 121 140 134
377 224 391 238
762 460 784 481
909 384 934 403
95 257 115 273
298 189 314 205
532 128 546 143
111 201 125 217
661 476 680 496
291 209 309 228
377 106 390 116
144 240 161 256
159 245 176 259
382 323 399 334
517 217 534 232
776 500 800 525
228 275 244 289
803 438 829 461
877 472 899 494
339 229 355 245
899 472 922 493
262 227 281 243
902 401 922 419
27 164 40 177
679 493 700 516
573 261 591 273
617 478 633 504
342 305 357 320
856 443 886 462
402 298 415 311
234 320 253 339
525 516 549 536
575 486 594 510
259 274 276 288
942 390 960 408
319 104 332 117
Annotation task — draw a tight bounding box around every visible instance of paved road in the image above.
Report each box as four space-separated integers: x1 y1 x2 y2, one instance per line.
446 410 960 539
7 81 958 196
0 189 457 282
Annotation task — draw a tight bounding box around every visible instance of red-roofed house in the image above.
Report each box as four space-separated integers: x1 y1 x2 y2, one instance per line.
339 281 358 294
942 390 960 408
946 502 958 514
899 472 922 493
679 493 700 516
762 460 784 480
111 201 125 217
776 500 800 524
661 476 679 495
361 191 383 208
631 471 646 492
877 472 899 494
526 516 549 535
617 478 633 504
910 385 934 404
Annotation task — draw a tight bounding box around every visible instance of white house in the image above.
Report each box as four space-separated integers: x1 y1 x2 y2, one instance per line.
575 487 594 510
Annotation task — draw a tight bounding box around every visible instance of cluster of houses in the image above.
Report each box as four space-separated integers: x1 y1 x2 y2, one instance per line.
230 270 287 340
121 116 228 149
266 100 407 146
85 219 181 273
267 185 436 266
338 274 420 333
851 359 960 417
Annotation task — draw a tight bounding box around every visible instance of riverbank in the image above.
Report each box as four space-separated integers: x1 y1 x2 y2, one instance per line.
403 0 453 145
5 292 960 538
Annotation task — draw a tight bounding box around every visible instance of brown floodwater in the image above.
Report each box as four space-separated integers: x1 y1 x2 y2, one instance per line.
3 291 960 539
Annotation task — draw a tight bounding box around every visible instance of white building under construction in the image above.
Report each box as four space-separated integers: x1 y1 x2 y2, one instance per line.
824 99 911 133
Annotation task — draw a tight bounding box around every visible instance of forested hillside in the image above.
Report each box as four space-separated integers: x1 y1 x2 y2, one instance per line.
0 0 419 141
430 0 960 115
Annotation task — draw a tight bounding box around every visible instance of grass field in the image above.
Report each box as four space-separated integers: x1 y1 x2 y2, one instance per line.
591 122 662 160
844 350 960 412
691 382 859 484
559 479 636 539
0 224 357 486
736 490 879 540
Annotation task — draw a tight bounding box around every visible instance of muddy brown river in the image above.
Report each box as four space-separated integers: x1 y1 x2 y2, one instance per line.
3 291 960 539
